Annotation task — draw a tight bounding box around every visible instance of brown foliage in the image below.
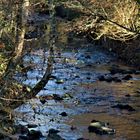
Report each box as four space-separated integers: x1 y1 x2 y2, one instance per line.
74 0 140 41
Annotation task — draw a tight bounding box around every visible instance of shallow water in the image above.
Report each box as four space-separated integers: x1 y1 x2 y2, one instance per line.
15 16 140 140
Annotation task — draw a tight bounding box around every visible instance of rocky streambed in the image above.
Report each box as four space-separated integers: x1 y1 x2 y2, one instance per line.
10 13 140 140
13 40 140 140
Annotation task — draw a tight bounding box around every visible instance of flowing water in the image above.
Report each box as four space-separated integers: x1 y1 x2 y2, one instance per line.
14 15 140 140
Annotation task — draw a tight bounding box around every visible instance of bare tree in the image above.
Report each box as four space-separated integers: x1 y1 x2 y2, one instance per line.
31 0 56 96
4 0 30 78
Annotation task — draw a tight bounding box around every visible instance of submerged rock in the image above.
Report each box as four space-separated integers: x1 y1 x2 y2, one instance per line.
63 87 67 90
109 66 139 75
125 94 131 97
62 93 73 99
55 79 64 84
122 75 132 80
48 129 60 134
39 95 54 104
47 129 65 140
19 135 28 140
135 70 140 74
70 125 77 130
112 104 135 111
98 75 121 82
86 64 92 67
40 98 46 104
44 95 54 100
86 77 91 80
15 125 29 134
88 120 115 135
27 130 43 140
85 55 91 59
49 75 57 80
98 75 105 81
53 94 63 101
112 77 122 82
19 130 43 140
27 124 38 128
59 112 68 117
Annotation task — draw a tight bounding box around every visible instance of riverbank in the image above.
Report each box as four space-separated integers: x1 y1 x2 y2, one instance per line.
100 36 140 68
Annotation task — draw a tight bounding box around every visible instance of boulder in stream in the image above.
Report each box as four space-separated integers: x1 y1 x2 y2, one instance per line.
27 130 43 139
59 112 68 117
88 120 115 135
122 75 132 80
47 128 65 140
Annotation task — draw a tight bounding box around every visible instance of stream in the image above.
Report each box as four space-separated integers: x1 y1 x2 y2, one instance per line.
14 14 140 140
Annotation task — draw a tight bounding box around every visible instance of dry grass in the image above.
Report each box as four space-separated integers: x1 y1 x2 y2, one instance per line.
74 0 140 42
100 0 140 41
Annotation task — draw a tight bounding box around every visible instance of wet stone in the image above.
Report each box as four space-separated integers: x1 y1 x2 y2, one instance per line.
109 67 126 74
105 77 113 82
125 94 131 97
112 77 121 82
86 72 91 76
62 93 73 99
70 125 77 130
125 69 136 74
47 134 65 140
112 104 136 111
48 129 60 134
53 94 63 101
40 98 46 104
15 125 29 134
47 129 65 140
98 75 112 82
27 130 43 139
27 124 38 128
63 87 67 90
55 79 64 84
75 67 80 69
98 75 105 81
19 135 28 140
88 120 115 135
85 55 91 59
45 95 54 100
135 70 140 74
136 90 140 94
49 75 57 80
122 75 133 80
98 75 121 83
110 66 138 75
133 119 140 124
75 75 80 78
59 112 68 117
49 118 54 122
86 77 91 80
86 64 92 67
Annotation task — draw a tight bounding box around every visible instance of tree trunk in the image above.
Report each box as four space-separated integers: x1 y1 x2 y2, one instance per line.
30 0 56 96
4 0 29 79
0 0 30 106
0 0 56 106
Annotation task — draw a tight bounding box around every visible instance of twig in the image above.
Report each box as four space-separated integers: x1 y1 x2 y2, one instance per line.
0 97 27 102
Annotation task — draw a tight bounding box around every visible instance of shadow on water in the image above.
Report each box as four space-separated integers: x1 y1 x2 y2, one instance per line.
15 15 140 140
